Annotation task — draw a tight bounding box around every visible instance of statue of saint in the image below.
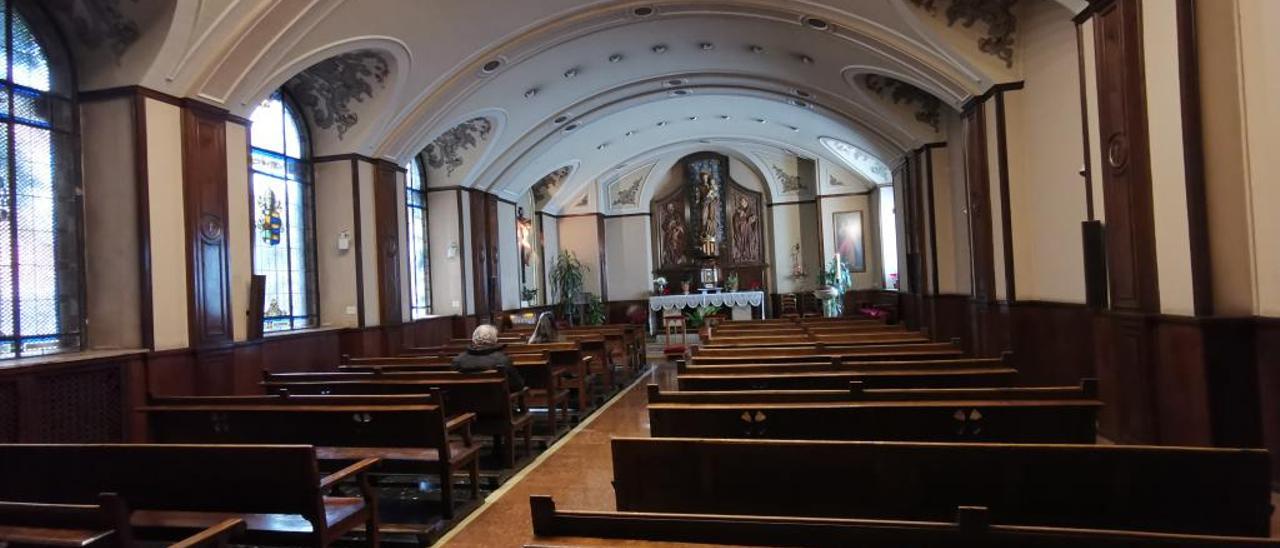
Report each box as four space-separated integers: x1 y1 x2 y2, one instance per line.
699 171 721 242
732 196 759 263
661 202 686 266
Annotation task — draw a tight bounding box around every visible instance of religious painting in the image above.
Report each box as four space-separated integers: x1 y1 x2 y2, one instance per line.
726 184 762 265
685 155 726 250
833 210 866 272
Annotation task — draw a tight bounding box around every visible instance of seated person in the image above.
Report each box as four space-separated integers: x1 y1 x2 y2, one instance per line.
452 324 525 391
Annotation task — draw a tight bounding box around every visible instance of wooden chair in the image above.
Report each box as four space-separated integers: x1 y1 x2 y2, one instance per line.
661 310 687 356
778 293 798 317
0 444 379 547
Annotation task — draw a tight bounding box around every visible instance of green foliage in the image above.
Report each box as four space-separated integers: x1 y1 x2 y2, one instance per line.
819 258 852 293
520 286 538 302
683 305 721 328
584 293 606 325
549 250 589 321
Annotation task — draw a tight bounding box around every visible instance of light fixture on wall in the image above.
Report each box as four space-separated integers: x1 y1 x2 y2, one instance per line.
447 241 459 259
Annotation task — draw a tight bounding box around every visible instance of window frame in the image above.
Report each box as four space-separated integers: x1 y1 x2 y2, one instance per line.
404 155 431 319
248 89 320 333
0 0 86 359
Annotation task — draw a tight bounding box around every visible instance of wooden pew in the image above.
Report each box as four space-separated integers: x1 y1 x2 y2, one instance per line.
0 444 379 547
676 367 1017 390
647 399 1101 443
527 496 1280 547
647 379 1099 404
691 342 965 361
262 373 534 468
140 393 481 519
396 342 596 412
611 437 1274 537
678 356 1009 375
706 332 929 346
0 493 248 547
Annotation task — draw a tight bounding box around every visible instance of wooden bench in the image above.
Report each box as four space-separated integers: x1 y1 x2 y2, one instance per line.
140 392 480 519
647 379 1099 404
262 373 534 468
0 444 379 547
676 367 1017 391
527 496 1280 547
707 333 929 346
0 493 247 547
691 342 966 361
678 356 1010 375
648 399 1100 443
611 437 1274 537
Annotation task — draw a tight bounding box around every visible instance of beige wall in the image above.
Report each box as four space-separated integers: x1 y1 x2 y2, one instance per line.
556 215 603 297
496 200 520 310
1081 19 1106 224
769 202 821 294
946 121 972 293
428 190 464 315
818 194 879 289
143 98 189 350
225 122 251 340
313 160 359 327
984 102 1007 301
1142 0 1195 315
929 146 960 294
540 213 560 302
81 98 143 349
1237 0 1280 316
1002 1 1089 303
604 215 653 300
356 160 380 326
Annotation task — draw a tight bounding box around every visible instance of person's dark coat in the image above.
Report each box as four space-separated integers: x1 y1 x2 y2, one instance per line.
452 344 525 391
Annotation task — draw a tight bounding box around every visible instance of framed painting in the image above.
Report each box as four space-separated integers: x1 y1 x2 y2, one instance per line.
833 210 866 272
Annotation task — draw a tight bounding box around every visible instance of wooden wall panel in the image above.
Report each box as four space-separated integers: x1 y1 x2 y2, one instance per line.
963 105 996 304
1093 312 1157 443
373 162 403 326
926 295 971 353
0 356 142 443
1093 0 1159 312
1009 302 1095 386
1257 317 1280 490
180 105 233 347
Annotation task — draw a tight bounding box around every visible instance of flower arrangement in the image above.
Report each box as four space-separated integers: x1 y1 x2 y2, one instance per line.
725 272 740 292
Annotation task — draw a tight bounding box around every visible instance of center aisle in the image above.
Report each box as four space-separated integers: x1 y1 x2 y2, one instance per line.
440 362 674 547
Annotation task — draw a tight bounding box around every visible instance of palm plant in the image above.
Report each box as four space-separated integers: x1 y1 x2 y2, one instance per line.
549 250 589 323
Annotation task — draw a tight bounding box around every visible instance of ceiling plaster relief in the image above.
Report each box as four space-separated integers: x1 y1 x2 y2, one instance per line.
424 117 495 180
50 0 142 58
284 50 390 140
605 163 655 211
532 165 574 210
908 0 1017 69
861 73 944 133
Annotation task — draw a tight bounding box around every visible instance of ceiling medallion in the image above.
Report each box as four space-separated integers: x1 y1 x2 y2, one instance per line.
652 44 668 54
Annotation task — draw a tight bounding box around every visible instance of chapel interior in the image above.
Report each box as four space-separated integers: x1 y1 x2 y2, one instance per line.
0 0 1277 546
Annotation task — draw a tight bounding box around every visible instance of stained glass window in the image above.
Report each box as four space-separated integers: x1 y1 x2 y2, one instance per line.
250 91 317 332
405 158 431 318
0 0 82 358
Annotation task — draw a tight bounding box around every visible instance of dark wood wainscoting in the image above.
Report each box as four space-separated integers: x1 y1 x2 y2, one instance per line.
1009 301 1095 386
0 352 146 443
1256 317 1280 489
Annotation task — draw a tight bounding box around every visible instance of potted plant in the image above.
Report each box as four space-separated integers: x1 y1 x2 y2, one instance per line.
652 276 668 295
814 257 852 317
520 286 538 308
724 272 740 292
550 250 589 325
584 293 607 325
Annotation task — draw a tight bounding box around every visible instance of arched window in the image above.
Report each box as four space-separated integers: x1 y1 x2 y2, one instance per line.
250 91 317 332
0 2 81 358
405 157 431 318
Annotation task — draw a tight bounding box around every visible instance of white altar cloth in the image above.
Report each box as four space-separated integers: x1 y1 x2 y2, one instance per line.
648 290 766 311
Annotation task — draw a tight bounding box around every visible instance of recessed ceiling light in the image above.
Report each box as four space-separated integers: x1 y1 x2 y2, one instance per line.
719 115 731 120
652 44 668 54
787 125 800 132
803 17 829 30
656 121 668 127
609 53 624 63
753 118 767 124
794 89 812 98
482 59 502 73
699 42 715 51
633 6 654 16
597 143 609 150
563 68 579 79
625 130 636 137
790 99 811 108
687 116 698 121
564 123 580 132
749 44 766 54
669 89 690 97
664 78 687 87
524 88 539 99
553 115 570 124
798 54 814 65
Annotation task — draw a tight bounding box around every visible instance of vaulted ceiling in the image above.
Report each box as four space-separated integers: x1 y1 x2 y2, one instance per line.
59 0 1086 211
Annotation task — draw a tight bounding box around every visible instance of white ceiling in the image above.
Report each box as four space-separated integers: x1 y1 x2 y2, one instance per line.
65 0 1081 211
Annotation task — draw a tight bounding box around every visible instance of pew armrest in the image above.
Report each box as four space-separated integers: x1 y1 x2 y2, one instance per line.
319 457 381 489
446 412 477 444
510 388 529 413
169 518 246 548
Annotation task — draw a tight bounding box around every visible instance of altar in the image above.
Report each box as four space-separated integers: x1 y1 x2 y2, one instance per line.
648 290 766 326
